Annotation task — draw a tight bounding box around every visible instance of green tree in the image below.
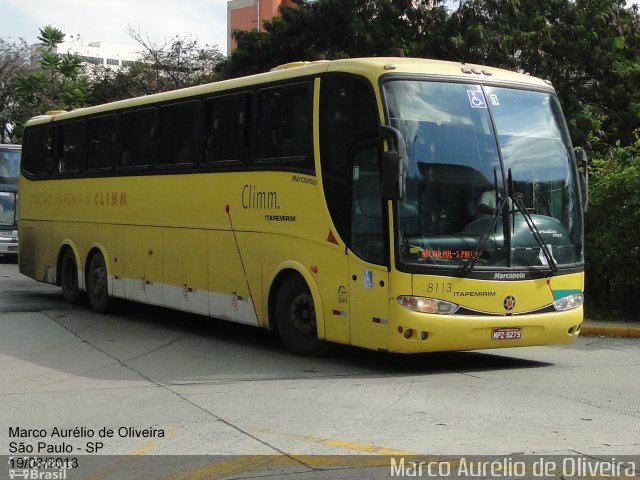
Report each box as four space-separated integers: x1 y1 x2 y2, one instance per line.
37 25 66 98
585 132 640 319
119 29 224 96
219 0 447 78
434 0 640 149
12 25 89 138
0 37 31 143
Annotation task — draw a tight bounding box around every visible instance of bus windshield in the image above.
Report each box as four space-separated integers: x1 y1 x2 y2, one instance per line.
0 191 17 227
0 147 20 185
384 80 583 271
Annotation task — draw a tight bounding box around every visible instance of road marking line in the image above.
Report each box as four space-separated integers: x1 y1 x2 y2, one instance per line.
299 434 417 455
83 426 180 480
164 434 418 479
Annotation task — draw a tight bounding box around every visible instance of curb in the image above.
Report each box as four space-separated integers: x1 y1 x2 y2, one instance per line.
580 322 640 338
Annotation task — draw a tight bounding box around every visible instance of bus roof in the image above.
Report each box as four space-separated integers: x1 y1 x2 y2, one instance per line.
25 57 553 126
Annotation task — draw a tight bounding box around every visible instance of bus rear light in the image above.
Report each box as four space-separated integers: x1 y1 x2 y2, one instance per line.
397 296 459 315
553 293 584 312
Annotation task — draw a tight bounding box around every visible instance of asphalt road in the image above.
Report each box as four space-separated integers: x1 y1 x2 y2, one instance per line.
1 260 639 479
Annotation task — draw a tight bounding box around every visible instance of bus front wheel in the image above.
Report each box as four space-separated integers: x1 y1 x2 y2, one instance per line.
87 251 111 314
60 249 80 304
275 275 329 356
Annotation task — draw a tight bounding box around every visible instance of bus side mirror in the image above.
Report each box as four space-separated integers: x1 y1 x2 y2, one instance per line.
379 125 407 201
575 147 589 212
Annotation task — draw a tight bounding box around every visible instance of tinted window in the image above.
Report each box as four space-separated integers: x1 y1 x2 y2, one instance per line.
256 83 311 168
159 101 200 166
0 148 21 184
204 93 251 163
319 75 379 247
88 115 118 170
119 108 156 168
56 121 85 174
351 146 385 264
23 127 53 176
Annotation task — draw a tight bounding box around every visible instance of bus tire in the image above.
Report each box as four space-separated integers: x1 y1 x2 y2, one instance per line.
274 275 329 356
86 251 111 314
60 249 80 304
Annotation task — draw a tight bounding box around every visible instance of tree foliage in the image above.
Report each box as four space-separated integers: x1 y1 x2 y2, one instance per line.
128 29 223 92
0 37 31 143
439 0 640 149
585 132 640 319
219 0 448 77
89 30 224 105
10 26 90 138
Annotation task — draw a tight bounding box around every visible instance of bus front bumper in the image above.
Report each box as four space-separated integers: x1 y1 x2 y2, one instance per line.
386 303 583 354
0 231 18 255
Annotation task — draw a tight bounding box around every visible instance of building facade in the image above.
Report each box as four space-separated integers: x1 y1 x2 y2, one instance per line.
227 0 294 54
54 33 141 71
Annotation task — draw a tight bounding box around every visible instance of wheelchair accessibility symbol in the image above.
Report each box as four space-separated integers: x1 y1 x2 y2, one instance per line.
467 90 487 109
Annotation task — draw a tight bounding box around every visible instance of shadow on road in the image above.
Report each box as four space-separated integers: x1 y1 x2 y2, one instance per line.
1 280 553 385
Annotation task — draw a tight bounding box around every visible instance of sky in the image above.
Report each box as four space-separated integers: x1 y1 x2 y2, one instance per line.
0 0 230 54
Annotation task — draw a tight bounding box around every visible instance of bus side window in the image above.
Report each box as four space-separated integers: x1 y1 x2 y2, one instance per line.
204 93 251 164
257 89 281 159
23 126 54 176
159 101 200 167
319 75 380 255
280 85 309 158
119 108 156 169
256 83 312 169
351 146 384 264
88 115 118 171
57 121 86 174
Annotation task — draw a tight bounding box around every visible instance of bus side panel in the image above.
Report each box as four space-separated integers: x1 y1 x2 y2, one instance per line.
262 234 350 344
124 225 164 306
208 230 260 326
111 224 126 298
235 232 263 326
316 247 350 345
163 228 209 315
19 221 53 283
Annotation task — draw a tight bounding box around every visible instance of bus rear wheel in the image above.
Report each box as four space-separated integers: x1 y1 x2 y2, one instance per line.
275 275 329 356
60 249 80 304
87 251 111 314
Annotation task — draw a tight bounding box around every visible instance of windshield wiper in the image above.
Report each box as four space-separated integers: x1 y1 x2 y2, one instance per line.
462 194 508 274
512 196 558 275
463 168 505 273
507 169 558 275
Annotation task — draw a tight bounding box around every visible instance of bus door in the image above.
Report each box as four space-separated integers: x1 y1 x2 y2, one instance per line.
347 146 390 350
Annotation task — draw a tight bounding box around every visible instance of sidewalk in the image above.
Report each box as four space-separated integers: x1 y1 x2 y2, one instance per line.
581 321 640 338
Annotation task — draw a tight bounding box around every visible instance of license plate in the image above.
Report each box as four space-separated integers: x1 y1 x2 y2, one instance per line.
492 327 522 340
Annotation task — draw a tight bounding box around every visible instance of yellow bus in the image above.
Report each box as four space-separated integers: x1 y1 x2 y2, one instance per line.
19 57 585 355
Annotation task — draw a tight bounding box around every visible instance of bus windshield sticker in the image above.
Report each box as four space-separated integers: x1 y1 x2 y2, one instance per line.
363 270 374 289
467 90 487 109
489 94 500 106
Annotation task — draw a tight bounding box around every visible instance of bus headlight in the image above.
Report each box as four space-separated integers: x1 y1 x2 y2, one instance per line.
552 293 584 311
397 296 459 315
